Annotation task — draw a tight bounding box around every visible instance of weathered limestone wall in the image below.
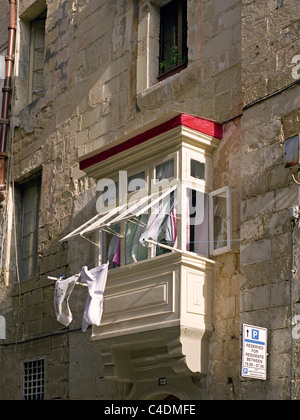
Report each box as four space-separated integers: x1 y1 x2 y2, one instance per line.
240 0 300 399
0 0 242 400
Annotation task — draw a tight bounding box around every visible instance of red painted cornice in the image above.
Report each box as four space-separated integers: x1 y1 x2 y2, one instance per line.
79 114 223 171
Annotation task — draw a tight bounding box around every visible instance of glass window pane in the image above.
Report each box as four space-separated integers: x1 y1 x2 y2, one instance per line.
128 171 146 193
125 214 148 265
23 209 37 236
102 224 121 269
212 192 228 250
190 159 205 180
139 191 177 256
155 159 174 182
186 188 208 256
31 16 46 100
21 233 36 259
23 184 38 212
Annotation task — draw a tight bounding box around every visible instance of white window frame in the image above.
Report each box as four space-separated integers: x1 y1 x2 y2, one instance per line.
209 186 232 256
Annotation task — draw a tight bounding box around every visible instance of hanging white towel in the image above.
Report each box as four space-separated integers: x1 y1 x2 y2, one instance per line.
81 263 109 332
139 200 169 246
139 196 177 248
54 274 79 326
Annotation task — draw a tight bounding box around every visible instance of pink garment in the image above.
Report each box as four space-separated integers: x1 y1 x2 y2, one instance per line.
186 195 190 251
112 239 121 266
170 207 178 248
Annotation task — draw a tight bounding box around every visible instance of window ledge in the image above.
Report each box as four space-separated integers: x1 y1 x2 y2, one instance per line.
157 62 188 82
106 250 215 280
136 62 199 110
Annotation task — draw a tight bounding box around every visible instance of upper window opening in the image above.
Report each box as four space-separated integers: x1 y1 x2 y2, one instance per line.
159 0 188 78
28 10 46 102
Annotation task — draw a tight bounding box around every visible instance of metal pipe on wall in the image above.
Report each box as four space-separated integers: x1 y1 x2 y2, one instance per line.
0 0 16 194
290 218 296 400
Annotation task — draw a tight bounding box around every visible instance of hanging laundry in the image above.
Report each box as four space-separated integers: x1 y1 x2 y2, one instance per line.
107 224 121 267
166 205 178 248
112 239 121 266
140 195 177 248
54 274 80 326
81 263 109 332
125 214 148 264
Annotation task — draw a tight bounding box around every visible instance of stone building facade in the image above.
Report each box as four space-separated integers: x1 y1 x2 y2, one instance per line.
0 0 298 400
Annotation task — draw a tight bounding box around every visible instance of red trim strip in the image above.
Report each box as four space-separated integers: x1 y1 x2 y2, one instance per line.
79 114 222 171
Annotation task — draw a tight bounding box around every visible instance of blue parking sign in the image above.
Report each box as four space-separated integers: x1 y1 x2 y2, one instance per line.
242 324 267 380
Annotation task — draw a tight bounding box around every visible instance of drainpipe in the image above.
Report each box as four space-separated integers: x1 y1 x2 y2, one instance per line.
288 205 300 400
0 0 16 199
290 218 295 400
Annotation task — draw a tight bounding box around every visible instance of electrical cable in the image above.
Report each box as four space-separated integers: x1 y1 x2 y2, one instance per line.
0 326 89 348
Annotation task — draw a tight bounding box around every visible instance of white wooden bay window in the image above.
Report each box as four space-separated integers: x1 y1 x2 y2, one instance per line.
62 164 232 266
62 113 230 389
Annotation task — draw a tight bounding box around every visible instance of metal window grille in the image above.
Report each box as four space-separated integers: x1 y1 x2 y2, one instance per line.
23 359 45 400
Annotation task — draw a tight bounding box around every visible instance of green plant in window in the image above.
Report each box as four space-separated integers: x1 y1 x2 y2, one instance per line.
159 45 186 74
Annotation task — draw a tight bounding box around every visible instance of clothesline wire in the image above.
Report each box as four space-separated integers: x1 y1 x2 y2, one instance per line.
53 261 95 281
51 237 244 280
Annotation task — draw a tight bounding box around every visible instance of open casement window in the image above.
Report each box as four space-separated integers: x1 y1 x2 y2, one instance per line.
185 185 232 257
209 186 232 256
186 187 209 256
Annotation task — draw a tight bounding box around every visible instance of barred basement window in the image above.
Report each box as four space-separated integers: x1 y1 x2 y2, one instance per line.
23 359 45 400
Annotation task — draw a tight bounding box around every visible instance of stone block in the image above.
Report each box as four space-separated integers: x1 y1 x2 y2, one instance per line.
241 239 272 266
241 192 275 222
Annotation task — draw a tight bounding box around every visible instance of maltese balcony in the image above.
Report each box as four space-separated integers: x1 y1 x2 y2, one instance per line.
65 112 229 382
